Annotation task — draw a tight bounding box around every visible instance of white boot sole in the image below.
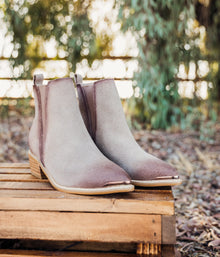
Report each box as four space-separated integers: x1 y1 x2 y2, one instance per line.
131 178 182 187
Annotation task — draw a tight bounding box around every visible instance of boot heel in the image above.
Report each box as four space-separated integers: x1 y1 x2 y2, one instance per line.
29 152 46 179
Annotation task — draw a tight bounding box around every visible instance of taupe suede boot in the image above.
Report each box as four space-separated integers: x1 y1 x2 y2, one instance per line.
28 74 134 195
76 75 182 187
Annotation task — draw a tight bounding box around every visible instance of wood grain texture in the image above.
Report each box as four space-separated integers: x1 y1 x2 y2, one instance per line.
0 197 174 215
0 163 29 168
0 181 53 190
0 247 175 256
0 169 30 174
162 216 176 244
0 174 45 182
0 249 138 257
0 211 161 243
0 240 138 253
0 188 173 202
161 245 175 257
0 189 173 201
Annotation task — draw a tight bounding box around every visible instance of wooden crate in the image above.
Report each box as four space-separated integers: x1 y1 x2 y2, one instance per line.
0 163 176 256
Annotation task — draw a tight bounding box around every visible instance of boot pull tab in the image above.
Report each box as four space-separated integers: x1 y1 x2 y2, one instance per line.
74 74 83 86
33 74 44 86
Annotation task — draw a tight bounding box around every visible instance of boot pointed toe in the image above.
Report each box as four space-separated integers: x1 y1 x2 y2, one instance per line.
130 158 182 187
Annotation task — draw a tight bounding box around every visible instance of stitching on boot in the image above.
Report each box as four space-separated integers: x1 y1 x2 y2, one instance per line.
77 84 93 138
93 83 97 142
33 85 44 165
43 85 50 165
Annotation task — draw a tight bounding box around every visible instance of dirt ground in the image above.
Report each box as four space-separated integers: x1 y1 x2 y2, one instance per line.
0 114 219 256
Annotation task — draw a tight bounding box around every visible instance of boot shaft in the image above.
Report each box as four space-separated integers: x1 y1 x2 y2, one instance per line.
77 78 133 142
29 75 88 164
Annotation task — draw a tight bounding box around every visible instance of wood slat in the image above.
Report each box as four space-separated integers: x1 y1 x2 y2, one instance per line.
0 211 161 243
0 184 174 215
0 189 173 201
0 182 53 190
0 163 29 168
0 240 138 253
0 174 46 182
0 247 176 257
0 242 176 256
162 216 176 244
161 245 176 257
0 197 174 215
0 169 30 174
0 249 139 257
0 192 174 215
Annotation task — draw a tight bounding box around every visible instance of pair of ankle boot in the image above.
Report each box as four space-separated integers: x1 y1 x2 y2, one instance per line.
29 74 181 195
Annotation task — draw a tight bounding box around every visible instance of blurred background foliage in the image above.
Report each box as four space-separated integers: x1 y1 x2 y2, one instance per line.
117 0 219 129
3 0 106 76
1 0 220 132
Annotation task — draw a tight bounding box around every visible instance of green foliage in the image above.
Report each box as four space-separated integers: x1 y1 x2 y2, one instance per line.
3 0 107 78
2 0 220 130
117 0 195 129
117 0 220 129
0 97 34 118
196 0 220 102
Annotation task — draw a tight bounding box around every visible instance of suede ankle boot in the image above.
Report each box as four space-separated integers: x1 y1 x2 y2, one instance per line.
28 74 134 195
76 75 182 187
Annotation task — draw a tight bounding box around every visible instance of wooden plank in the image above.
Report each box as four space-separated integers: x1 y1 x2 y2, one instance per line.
0 240 138 253
0 211 161 243
161 216 176 244
0 189 173 201
0 188 174 204
0 163 29 168
0 249 138 257
0 197 174 215
0 169 30 174
0 174 45 182
0 188 174 215
0 182 53 190
161 245 175 257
